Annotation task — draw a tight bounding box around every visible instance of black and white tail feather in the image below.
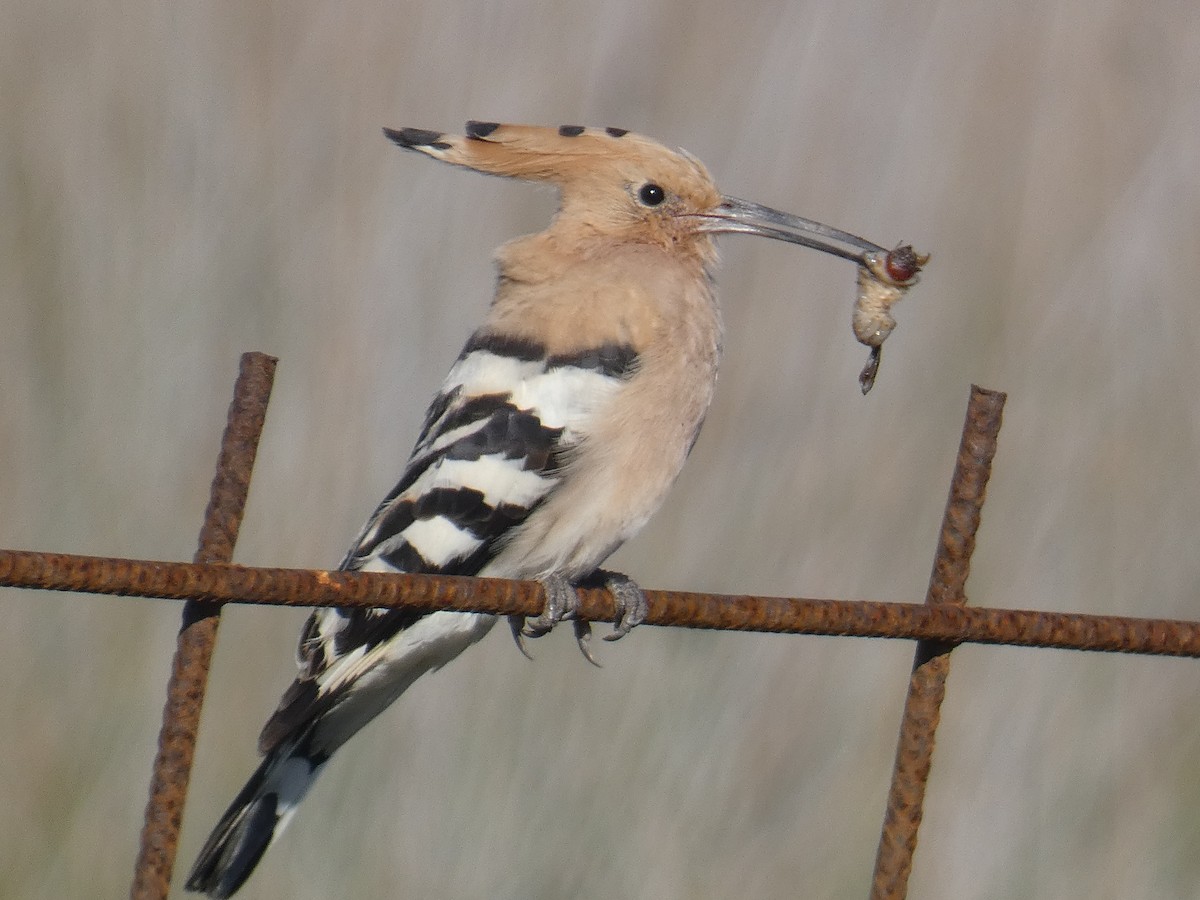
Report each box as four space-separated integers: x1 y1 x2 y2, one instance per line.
184 727 327 899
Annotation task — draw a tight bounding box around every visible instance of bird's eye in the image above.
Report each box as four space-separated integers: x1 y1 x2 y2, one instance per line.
638 183 666 207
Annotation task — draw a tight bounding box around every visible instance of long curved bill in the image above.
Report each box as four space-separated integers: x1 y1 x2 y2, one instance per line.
695 196 887 263
697 196 929 395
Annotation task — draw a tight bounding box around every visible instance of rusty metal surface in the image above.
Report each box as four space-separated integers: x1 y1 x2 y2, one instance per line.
3 547 1200 657
130 352 277 900
871 385 1006 900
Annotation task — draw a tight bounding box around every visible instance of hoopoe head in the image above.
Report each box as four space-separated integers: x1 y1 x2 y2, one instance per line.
386 122 893 268
386 122 724 262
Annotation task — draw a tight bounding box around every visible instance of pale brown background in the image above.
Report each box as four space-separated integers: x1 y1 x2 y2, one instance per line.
3 1 1199 898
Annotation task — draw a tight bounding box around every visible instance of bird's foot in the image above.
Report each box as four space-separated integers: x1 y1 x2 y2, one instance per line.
524 573 579 638
597 570 648 642
508 573 583 661
507 571 647 666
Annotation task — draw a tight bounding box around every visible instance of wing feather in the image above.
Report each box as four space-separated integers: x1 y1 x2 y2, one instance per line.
258 338 636 752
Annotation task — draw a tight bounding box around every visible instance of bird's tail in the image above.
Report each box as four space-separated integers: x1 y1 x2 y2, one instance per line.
185 733 327 898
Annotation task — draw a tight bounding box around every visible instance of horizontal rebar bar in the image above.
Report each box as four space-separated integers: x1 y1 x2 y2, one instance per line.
872 385 1006 900
3 548 1199 658
132 351 277 900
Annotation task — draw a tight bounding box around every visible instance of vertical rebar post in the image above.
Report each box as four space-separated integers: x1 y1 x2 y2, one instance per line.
130 352 277 900
870 385 1006 899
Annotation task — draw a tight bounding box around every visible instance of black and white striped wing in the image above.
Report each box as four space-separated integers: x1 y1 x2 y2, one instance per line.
257 334 632 753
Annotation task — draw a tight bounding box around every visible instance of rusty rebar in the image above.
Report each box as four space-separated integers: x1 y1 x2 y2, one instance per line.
130 352 277 900
2 548 1199 657
871 385 1006 900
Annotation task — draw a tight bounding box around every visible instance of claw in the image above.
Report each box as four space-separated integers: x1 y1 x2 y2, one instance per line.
599 571 648 642
507 615 534 660
574 619 602 667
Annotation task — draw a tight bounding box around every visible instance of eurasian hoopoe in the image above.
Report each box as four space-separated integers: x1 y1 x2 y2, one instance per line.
186 121 908 898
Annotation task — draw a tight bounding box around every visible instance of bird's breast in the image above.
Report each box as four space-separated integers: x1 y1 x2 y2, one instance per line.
480 252 723 580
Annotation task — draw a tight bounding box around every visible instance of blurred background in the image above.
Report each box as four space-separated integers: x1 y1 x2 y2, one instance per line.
2 1 1199 897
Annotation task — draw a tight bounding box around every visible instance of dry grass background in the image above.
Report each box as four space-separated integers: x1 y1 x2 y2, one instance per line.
2 1 1199 898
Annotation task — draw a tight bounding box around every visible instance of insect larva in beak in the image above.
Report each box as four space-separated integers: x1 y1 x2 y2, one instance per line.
853 244 929 393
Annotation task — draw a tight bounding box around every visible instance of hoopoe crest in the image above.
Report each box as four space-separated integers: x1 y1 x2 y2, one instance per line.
185 121 920 898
